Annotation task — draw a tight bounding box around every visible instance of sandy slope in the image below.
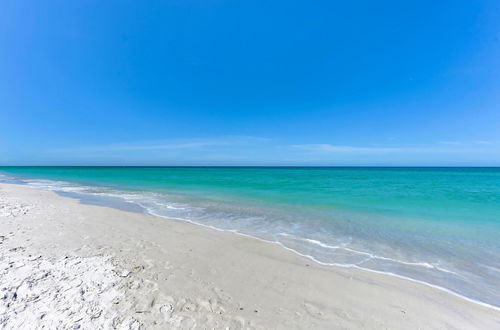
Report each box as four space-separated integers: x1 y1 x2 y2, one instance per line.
0 183 498 329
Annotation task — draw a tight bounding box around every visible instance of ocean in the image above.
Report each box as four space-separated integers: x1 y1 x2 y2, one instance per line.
1 166 499 308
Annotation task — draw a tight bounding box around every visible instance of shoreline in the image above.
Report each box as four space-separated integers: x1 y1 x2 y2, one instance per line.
2 170 499 309
1 182 499 329
50 184 500 312
151 213 500 313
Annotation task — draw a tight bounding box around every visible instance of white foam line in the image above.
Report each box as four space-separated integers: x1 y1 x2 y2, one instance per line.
24 180 189 211
280 234 459 275
273 242 500 312
144 210 500 312
4 177 500 312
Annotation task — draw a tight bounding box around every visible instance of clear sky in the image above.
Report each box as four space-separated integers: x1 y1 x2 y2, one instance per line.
1 0 500 166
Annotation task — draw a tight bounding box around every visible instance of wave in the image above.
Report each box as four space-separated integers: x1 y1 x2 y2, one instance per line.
278 233 460 276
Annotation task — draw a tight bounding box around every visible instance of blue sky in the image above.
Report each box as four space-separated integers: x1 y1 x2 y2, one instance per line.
1 0 500 165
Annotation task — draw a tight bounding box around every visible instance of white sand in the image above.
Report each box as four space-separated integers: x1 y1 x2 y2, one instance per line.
0 183 499 329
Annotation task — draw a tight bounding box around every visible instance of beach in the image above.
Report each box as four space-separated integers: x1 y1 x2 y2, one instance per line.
3 0 500 328
1 182 499 329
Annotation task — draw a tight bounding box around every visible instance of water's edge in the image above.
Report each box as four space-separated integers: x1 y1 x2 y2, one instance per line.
1 178 499 312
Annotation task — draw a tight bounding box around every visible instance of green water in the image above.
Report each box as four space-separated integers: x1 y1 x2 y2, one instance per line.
1 166 499 307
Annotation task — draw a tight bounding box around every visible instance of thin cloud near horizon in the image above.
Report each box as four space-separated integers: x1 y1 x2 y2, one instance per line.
48 137 500 156
50 136 271 153
291 142 500 154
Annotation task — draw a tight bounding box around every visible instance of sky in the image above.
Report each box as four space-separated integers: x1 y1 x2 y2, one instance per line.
1 0 500 166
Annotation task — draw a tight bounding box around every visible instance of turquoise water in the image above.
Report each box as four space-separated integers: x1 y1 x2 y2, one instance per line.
1 166 499 308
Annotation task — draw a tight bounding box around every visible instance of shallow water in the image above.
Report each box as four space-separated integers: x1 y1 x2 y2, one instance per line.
1 166 499 308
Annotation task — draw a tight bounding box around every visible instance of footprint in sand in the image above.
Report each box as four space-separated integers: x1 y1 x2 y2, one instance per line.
127 279 142 290
195 298 213 312
133 295 157 313
213 286 232 303
302 301 328 320
9 246 25 253
180 299 197 312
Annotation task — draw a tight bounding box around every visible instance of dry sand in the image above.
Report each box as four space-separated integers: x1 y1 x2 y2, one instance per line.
0 183 499 329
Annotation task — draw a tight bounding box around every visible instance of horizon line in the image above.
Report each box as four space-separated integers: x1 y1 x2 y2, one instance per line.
2 165 500 168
